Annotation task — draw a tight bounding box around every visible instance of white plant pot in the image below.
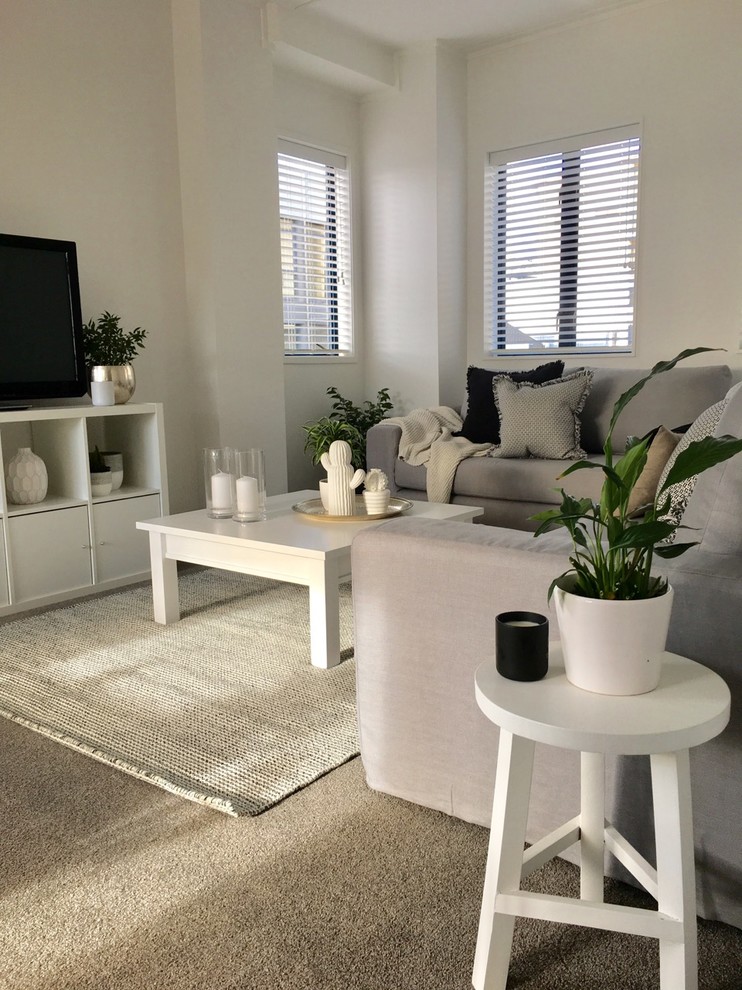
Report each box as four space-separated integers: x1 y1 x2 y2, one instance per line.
101 451 124 490
90 470 113 497
363 489 391 515
319 479 330 510
553 582 674 696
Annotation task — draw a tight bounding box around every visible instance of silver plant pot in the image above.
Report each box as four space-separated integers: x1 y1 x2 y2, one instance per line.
89 365 136 404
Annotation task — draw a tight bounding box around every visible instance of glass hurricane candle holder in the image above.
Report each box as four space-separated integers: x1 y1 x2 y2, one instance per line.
232 449 266 522
203 447 233 518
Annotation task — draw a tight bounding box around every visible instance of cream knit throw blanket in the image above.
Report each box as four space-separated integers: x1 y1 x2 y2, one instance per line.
385 407 491 502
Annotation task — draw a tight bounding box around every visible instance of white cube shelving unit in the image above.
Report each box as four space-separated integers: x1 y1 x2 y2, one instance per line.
0 402 168 615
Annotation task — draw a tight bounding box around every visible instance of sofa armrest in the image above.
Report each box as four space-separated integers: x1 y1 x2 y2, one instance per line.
351 517 569 826
366 422 403 494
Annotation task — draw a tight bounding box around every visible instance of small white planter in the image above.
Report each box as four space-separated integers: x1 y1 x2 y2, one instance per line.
554 582 674 696
90 470 113 497
319 479 330 510
363 489 391 515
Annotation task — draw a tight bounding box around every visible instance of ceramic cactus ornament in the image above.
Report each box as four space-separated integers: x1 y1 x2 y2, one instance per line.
363 466 391 515
320 440 365 515
364 468 388 492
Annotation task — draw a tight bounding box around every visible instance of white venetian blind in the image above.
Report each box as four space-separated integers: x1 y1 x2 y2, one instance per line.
278 140 353 356
484 128 640 357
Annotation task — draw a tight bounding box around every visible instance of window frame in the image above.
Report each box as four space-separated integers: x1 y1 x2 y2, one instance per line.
277 139 354 361
484 125 641 360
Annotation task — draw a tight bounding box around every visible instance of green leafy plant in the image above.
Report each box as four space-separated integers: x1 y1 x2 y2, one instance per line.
303 386 394 470
82 311 148 366
532 348 742 602
302 418 365 468
88 446 110 473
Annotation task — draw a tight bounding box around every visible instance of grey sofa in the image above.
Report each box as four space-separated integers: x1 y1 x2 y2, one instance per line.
367 364 736 529
352 378 742 930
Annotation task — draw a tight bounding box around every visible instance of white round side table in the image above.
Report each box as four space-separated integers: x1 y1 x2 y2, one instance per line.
472 645 730 990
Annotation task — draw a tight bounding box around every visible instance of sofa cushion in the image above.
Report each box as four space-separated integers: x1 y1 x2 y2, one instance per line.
678 382 742 556
452 450 605 505
458 361 564 444
626 425 681 516
579 364 732 454
655 397 728 539
490 370 594 460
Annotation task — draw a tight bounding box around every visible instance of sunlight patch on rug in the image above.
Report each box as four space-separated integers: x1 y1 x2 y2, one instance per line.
0 570 357 815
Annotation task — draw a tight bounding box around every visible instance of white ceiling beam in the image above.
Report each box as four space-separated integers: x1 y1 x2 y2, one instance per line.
262 2 398 93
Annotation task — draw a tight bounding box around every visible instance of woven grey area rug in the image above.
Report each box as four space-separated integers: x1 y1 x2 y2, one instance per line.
0 569 357 816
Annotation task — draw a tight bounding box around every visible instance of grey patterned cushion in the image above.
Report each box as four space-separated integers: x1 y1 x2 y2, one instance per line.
490 370 594 460
655 398 728 540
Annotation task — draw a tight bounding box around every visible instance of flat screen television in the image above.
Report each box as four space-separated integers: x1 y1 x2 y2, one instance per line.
0 232 88 407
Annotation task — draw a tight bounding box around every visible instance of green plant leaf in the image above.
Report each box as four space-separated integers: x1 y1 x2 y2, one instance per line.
607 519 676 550
655 540 699 558
658 434 742 492
605 347 721 446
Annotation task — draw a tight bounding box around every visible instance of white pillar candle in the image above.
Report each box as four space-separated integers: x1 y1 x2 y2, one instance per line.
91 380 115 406
505 620 539 627
211 471 232 510
236 475 259 513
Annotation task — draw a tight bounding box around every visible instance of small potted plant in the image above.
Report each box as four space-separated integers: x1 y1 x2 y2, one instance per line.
533 347 742 695
363 468 390 515
303 386 394 472
89 445 112 497
83 311 148 405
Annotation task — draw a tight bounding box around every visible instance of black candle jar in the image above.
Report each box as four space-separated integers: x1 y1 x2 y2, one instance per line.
495 611 549 682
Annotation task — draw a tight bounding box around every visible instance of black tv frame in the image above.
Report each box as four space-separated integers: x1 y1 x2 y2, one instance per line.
0 232 88 407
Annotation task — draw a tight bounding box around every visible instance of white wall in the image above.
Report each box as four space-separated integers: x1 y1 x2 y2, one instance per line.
0 0 201 511
172 0 288 496
361 42 469 412
273 68 366 490
467 0 742 374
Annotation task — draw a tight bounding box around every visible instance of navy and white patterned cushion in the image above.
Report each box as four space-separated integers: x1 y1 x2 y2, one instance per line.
655 398 728 539
490 370 594 460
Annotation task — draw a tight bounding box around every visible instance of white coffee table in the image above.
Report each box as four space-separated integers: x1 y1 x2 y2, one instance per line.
137 490 482 668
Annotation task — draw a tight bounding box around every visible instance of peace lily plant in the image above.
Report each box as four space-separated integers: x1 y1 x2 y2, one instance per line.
533 348 742 603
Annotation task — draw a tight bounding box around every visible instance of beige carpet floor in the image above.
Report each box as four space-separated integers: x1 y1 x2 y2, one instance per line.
1 715 741 990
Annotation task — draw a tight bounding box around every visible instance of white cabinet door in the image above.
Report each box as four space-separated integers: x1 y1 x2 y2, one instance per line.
8 507 92 602
93 494 161 583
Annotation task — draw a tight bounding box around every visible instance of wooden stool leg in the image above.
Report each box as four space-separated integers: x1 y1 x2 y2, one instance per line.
650 750 698 990
472 730 535 990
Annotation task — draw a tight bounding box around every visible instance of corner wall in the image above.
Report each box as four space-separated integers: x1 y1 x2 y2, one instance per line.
361 43 468 412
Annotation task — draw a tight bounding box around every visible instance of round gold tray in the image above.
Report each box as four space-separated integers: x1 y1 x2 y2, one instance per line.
292 496 413 522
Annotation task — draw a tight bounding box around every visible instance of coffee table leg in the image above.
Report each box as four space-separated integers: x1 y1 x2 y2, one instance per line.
148 531 180 624
308 558 341 668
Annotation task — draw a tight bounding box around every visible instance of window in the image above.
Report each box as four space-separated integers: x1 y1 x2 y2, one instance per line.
484 127 640 358
277 140 352 356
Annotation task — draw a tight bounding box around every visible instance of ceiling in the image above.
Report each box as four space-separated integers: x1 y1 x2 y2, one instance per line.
275 0 646 51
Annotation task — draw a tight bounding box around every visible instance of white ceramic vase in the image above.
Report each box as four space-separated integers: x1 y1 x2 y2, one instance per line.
553 582 674 696
5 447 48 505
